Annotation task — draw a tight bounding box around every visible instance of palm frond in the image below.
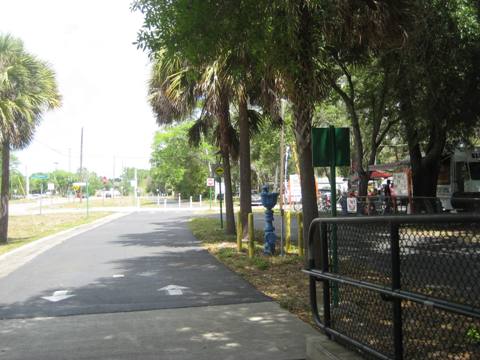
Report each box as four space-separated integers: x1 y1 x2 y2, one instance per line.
0 33 60 148
247 109 264 136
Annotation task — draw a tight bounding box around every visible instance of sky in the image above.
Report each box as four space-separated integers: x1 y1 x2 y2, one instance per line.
1 0 159 178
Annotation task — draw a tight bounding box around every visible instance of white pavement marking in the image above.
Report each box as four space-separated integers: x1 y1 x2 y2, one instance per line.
112 274 125 278
158 284 189 296
42 290 75 302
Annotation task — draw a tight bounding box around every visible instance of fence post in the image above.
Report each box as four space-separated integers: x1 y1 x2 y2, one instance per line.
190 196 192 208
285 211 291 253
178 195 181 208
320 222 331 333
248 213 254 258
199 194 202 207
390 222 404 360
236 211 242 252
297 212 304 257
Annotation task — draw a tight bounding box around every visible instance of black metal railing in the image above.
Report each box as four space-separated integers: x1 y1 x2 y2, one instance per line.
304 214 480 360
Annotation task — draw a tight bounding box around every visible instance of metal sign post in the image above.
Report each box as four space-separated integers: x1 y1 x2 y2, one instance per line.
214 166 224 229
31 174 48 215
329 126 339 306
206 177 215 209
312 126 351 307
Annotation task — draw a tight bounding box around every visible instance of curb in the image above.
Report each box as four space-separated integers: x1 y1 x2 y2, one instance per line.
0 212 131 279
306 335 363 360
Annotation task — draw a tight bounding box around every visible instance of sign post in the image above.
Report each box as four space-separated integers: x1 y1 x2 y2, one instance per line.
312 126 350 307
31 174 48 215
214 166 224 229
206 177 215 209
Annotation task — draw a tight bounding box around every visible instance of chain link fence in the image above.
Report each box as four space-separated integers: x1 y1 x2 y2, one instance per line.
305 215 480 360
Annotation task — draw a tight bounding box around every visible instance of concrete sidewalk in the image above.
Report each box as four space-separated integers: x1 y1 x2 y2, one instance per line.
0 302 319 360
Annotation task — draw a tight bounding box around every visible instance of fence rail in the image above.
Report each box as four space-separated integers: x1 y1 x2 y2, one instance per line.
304 214 480 360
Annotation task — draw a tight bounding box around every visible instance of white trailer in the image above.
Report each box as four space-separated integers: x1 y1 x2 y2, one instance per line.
437 147 480 211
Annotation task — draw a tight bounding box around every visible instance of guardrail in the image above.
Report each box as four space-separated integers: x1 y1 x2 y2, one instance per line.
304 214 480 359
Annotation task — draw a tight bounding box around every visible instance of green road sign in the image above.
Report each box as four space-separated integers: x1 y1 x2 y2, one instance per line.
312 127 350 167
31 174 48 180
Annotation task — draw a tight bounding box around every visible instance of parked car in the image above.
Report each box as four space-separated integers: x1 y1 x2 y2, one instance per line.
251 191 262 206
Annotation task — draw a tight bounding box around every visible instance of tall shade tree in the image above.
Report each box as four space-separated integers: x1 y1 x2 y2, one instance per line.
133 0 270 237
0 34 61 243
392 0 480 203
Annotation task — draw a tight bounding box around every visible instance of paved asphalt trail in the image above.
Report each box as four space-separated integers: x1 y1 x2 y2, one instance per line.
0 212 317 359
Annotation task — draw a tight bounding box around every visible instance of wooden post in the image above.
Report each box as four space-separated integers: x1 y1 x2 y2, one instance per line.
248 213 254 258
236 211 242 252
285 211 291 253
297 212 304 257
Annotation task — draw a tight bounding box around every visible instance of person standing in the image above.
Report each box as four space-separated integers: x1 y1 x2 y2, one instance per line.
384 180 392 214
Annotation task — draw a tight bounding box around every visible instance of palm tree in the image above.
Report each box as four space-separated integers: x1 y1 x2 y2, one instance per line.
0 34 61 243
148 50 238 234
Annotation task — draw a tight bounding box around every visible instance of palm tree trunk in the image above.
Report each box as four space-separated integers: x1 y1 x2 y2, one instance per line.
0 141 10 243
238 90 252 238
221 151 236 234
292 1 318 262
293 105 319 262
218 89 236 235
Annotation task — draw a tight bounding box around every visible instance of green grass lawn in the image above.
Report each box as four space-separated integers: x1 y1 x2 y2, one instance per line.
1 212 111 256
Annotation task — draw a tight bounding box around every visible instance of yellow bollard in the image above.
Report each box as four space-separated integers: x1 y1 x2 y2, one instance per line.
285 211 291 253
297 212 304 257
248 213 254 258
236 211 242 252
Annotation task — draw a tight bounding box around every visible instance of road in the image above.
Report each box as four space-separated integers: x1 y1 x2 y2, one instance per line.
0 211 316 359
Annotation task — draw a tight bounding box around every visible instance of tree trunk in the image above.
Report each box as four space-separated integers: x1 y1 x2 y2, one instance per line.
292 1 318 262
399 66 445 212
238 89 252 238
222 151 236 234
218 89 236 235
0 142 10 243
293 104 318 261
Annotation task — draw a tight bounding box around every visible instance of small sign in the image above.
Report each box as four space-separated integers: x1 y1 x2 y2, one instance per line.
47 183 55 191
393 172 409 197
206 177 215 187
72 182 86 187
214 166 224 177
347 197 357 213
312 127 350 167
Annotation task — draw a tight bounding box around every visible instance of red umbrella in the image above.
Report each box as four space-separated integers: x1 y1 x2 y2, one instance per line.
370 170 392 179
